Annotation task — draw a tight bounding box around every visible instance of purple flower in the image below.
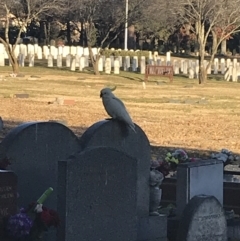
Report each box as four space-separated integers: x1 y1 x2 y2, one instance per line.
7 208 33 239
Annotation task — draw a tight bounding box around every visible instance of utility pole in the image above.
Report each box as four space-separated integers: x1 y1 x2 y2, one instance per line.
124 0 128 50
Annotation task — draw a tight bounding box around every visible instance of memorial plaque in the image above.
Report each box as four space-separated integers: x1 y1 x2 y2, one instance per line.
0 170 18 238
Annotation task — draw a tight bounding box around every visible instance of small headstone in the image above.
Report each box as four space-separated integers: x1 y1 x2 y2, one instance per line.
70 57 76 71
0 171 18 239
66 54 71 67
98 57 103 72
0 54 5 66
57 146 138 241
140 56 146 74
132 57 137 72
177 195 227 241
110 55 114 68
80 56 85 71
105 58 111 74
114 59 120 74
18 54 25 67
57 54 62 68
47 55 53 67
176 159 223 217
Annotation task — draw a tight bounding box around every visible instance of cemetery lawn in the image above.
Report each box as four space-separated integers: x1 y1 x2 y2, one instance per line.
0 65 240 159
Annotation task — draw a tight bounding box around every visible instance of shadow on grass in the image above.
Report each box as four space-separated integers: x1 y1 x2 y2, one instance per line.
2 119 240 163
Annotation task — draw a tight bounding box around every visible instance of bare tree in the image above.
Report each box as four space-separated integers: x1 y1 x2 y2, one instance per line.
0 0 65 74
167 0 240 84
69 0 156 75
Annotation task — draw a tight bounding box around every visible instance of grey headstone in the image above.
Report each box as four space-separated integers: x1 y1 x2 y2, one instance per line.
0 170 18 238
0 122 81 209
79 119 150 217
137 215 168 241
176 159 223 217
177 195 227 241
57 146 138 241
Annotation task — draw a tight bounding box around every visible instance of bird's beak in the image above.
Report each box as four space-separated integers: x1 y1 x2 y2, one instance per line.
100 93 102 98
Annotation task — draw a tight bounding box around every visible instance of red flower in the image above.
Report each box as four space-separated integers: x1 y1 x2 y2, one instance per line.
40 207 60 227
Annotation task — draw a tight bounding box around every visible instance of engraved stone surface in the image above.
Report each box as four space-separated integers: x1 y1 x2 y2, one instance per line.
0 171 18 239
177 195 227 241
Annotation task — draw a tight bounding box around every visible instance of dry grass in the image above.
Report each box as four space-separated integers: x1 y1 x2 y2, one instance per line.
0 65 240 157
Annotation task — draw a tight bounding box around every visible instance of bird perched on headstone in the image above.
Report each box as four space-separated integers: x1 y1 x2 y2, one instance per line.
100 88 136 133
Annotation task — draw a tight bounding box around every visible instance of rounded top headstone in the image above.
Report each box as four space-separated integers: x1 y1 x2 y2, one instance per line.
0 121 81 209
79 119 151 217
177 195 227 241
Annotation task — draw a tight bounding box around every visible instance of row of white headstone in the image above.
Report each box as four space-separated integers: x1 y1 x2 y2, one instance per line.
0 43 239 81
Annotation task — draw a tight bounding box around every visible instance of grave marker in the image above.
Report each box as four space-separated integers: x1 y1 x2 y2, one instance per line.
177 195 227 241
0 171 18 239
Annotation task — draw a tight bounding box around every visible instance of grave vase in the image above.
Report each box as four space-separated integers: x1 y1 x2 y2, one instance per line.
149 187 162 216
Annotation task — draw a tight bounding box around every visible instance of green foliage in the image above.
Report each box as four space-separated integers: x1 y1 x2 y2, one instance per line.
99 49 149 57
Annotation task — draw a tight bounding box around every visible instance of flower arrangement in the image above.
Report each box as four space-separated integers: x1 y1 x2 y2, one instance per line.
6 187 60 241
151 149 197 178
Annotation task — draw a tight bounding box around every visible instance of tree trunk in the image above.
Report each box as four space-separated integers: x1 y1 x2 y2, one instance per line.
211 30 217 55
198 46 207 84
88 45 100 75
221 39 227 55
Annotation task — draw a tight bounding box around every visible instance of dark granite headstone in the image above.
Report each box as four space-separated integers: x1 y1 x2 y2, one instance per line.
177 195 227 241
79 119 150 217
0 170 18 239
0 121 81 209
57 146 138 241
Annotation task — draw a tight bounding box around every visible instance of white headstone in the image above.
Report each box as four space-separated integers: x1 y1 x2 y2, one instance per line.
57 55 62 68
47 55 53 67
232 66 237 82
20 44 27 56
140 56 146 74
70 46 77 56
132 57 137 72
75 55 80 69
28 54 34 67
79 56 85 71
76 46 83 56
43 46 49 59
27 44 34 55
50 46 57 59
34 44 38 55
70 57 76 71
37 46 42 59
214 58 219 74
98 57 103 72
220 58 225 74
14 45 20 58
124 56 130 71
18 54 25 67
114 59 120 74
58 46 63 55
183 60 188 74
188 68 194 79
0 54 5 66
105 58 111 74
174 60 179 75
63 46 70 57
66 54 71 67
226 59 231 68
166 51 171 65
83 47 89 56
